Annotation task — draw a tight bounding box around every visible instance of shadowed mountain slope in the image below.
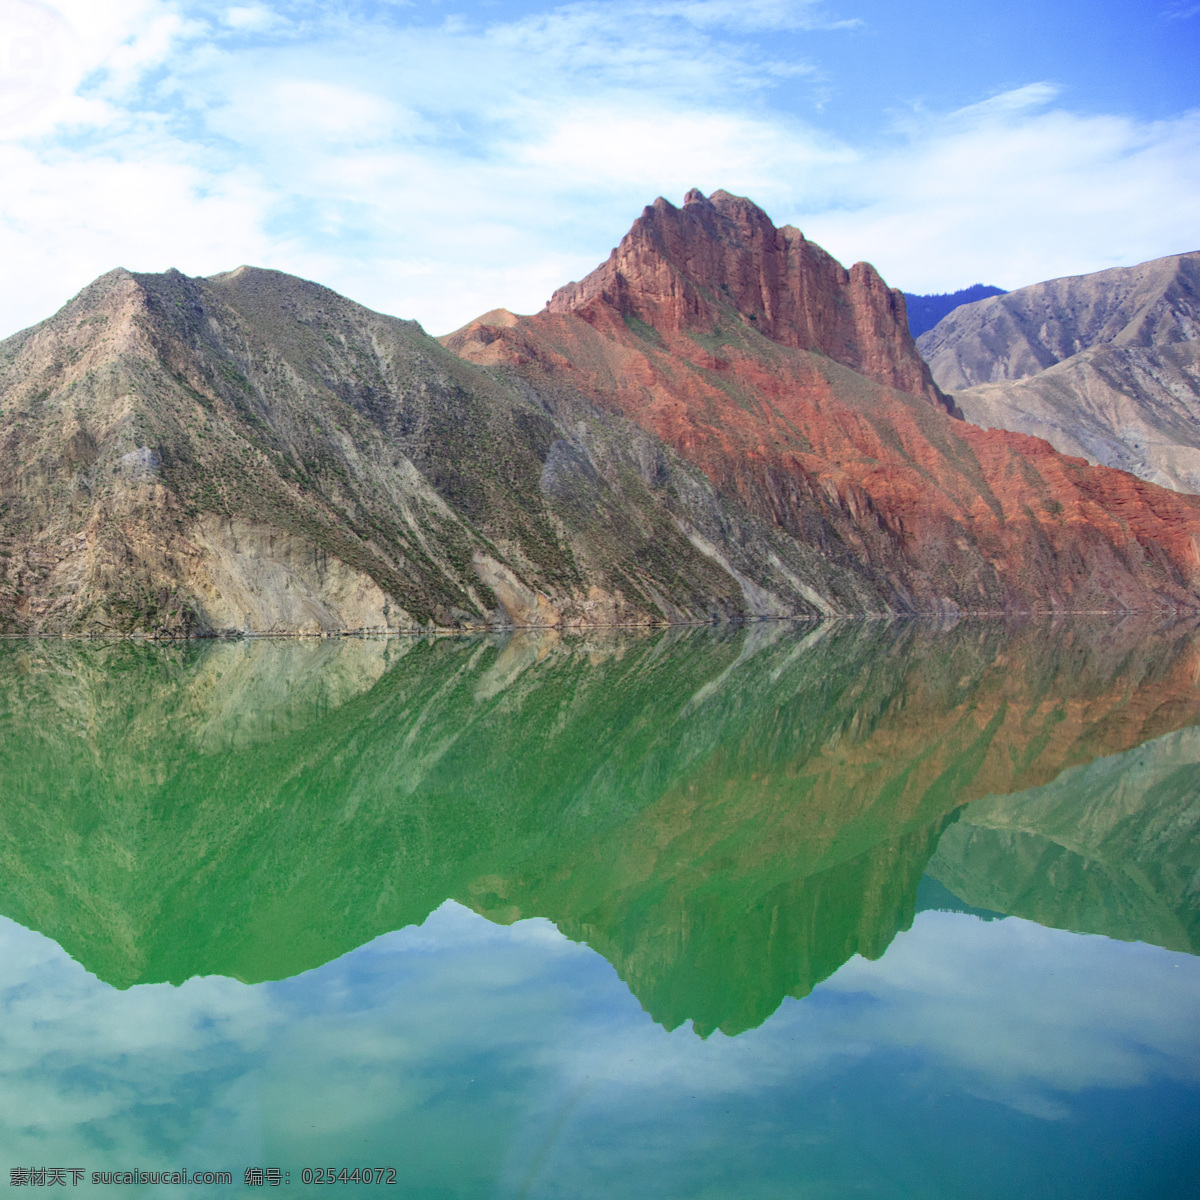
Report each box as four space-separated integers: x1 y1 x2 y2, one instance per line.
0 264 897 634
0 618 1197 1035
446 191 1200 615
919 253 1200 493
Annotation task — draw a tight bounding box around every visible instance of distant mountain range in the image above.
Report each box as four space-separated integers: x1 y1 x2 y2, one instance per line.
2 191 1200 633
918 253 1200 493
901 284 1007 338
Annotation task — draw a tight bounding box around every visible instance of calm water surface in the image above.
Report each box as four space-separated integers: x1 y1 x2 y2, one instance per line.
0 619 1198 1198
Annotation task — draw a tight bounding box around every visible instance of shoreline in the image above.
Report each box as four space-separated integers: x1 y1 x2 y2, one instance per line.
1 607 1194 642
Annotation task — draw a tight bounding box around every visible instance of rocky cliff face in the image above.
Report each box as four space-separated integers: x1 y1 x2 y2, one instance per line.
919 253 1200 493
447 191 1200 615
549 188 951 410
0 263 894 634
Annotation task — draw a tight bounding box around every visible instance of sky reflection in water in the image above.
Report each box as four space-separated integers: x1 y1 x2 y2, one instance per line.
1 907 1198 1199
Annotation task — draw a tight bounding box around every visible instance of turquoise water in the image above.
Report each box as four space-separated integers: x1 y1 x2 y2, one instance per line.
0 621 1197 1197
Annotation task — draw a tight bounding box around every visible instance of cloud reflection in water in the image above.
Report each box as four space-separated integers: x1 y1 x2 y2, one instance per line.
0 902 1197 1198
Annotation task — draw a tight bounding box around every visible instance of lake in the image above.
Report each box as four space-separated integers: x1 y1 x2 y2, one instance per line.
0 619 1197 1197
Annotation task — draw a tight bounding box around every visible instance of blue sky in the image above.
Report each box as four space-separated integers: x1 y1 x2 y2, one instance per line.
0 0 1197 336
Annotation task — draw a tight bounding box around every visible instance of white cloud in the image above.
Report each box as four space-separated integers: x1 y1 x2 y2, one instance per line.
32 0 187 101
247 79 403 142
225 4 279 31
0 900 1197 1182
654 0 862 29
950 80 1061 118
101 10 194 81
0 142 275 330
0 0 840 334
508 0 857 38
789 89 1200 291
514 105 847 190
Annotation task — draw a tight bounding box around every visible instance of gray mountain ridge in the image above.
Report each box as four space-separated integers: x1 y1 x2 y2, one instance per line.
901 284 1007 339
918 252 1200 493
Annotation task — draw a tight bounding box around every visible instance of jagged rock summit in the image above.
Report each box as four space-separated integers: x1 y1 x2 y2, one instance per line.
447 189 1200 615
547 188 952 412
917 252 1200 493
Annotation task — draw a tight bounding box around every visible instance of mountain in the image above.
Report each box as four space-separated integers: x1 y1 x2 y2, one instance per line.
0 617 1197 1034
6 200 1200 632
917 253 1200 493
0 264 897 635
543 188 951 409
901 284 1006 339
446 190 1200 614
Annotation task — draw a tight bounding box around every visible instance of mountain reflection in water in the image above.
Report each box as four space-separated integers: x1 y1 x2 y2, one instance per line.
0 618 1197 1037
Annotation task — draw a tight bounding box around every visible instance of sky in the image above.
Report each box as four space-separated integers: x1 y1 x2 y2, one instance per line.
0 0 1197 337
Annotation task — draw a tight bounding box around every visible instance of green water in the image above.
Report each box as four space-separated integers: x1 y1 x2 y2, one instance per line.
0 619 1198 1196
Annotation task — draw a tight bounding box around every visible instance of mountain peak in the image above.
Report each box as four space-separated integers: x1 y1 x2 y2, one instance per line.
547 188 948 408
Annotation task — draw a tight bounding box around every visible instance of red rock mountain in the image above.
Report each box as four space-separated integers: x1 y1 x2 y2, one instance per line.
548 188 950 411
445 189 1200 614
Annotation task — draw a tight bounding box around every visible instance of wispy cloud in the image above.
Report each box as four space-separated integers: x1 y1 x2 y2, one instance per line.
822 912 1200 1113
791 87 1200 291
0 1 1196 338
223 4 283 31
0 0 837 333
611 0 861 32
